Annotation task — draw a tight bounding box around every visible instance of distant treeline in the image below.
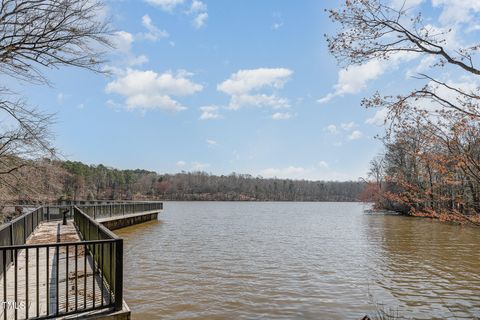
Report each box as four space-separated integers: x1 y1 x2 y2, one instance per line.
2 159 366 203
61 161 366 202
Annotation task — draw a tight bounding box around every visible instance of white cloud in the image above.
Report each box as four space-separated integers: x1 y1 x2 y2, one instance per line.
145 0 185 12
219 68 292 95
348 130 363 140
318 59 386 104
146 0 207 29
192 162 210 170
106 99 122 112
391 0 424 9
113 31 134 53
141 15 169 41
105 69 203 112
392 0 480 30
112 31 148 67
431 0 480 27
416 77 480 115
176 160 187 167
271 112 291 120
218 68 293 110
405 55 438 79
368 78 480 127
206 139 217 146
260 166 307 179
366 108 389 126
325 122 361 141
128 55 149 66
176 160 210 171
272 22 283 30
192 12 208 29
228 94 289 110
318 161 329 168
318 53 417 104
57 93 66 105
271 12 284 30
189 0 206 12
258 164 355 180
199 105 222 120
420 24 462 52
325 124 338 134
189 1 208 28
340 121 357 131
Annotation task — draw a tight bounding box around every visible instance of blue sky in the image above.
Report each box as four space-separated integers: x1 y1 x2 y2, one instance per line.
12 0 480 181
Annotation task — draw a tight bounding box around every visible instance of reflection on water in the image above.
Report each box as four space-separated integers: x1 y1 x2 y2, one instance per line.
115 202 480 319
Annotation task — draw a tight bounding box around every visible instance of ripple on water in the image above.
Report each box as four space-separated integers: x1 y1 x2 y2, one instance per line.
115 202 480 319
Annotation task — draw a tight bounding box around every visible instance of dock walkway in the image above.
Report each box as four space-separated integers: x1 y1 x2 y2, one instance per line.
0 202 163 319
0 221 108 319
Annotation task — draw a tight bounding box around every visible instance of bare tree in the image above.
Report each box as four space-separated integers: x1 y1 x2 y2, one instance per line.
0 0 111 83
326 1 480 222
0 0 111 200
326 0 480 121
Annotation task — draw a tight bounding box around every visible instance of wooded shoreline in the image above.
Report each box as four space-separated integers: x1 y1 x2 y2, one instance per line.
1 159 366 204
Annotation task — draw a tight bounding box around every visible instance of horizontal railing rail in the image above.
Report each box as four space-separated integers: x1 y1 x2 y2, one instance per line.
77 202 163 220
27 201 163 221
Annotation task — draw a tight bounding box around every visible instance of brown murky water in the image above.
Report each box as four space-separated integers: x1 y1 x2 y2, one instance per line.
115 202 480 319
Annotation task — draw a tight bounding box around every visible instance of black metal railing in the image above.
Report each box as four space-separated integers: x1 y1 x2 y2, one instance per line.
73 206 123 311
0 239 119 319
0 201 162 319
0 208 45 275
77 201 163 220
0 207 45 246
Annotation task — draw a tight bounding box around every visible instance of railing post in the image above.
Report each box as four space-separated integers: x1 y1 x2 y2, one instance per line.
114 239 123 311
23 216 26 243
9 222 13 246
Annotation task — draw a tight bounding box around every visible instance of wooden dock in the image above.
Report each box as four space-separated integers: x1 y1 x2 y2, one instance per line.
0 202 163 320
0 221 110 319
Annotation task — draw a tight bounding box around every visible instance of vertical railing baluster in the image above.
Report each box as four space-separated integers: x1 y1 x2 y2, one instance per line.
25 248 28 319
109 242 113 305
14 249 17 320
3 249 7 320
75 244 78 312
114 239 123 311
36 247 39 318
66 245 69 313
46 247 49 316
23 217 26 244
55 244 59 315
83 244 87 310
92 244 96 309
100 243 104 307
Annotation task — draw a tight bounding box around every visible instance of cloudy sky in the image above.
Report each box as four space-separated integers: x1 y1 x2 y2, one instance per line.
12 0 480 180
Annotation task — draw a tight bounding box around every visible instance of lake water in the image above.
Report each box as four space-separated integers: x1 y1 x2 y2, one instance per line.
115 201 480 319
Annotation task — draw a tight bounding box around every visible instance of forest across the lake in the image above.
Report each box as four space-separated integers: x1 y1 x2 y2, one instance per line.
1 159 366 204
